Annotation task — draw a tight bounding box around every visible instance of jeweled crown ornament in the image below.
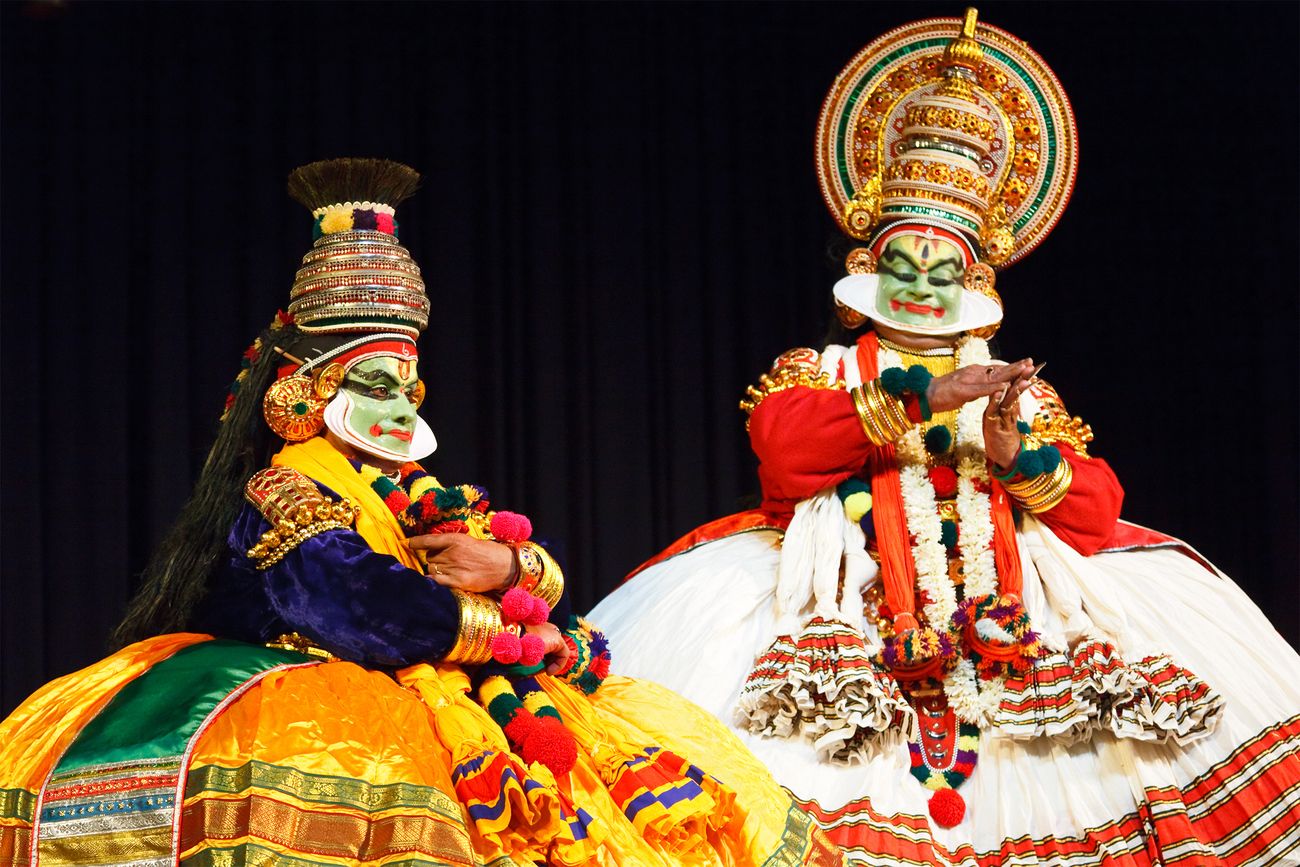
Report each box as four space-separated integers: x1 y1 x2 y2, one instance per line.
816 8 1078 269
286 159 430 335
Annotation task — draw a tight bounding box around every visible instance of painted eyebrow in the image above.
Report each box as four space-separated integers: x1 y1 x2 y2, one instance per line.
348 368 400 386
882 247 962 272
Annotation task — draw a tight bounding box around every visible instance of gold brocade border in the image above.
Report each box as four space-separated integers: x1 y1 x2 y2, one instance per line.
39 824 173 866
186 762 462 821
0 789 35 822
762 803 844 867
178 793 475 865
1 823 33 865
181 840 518 866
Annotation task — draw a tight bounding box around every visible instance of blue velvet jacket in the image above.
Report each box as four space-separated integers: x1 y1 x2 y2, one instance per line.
193 481 571 669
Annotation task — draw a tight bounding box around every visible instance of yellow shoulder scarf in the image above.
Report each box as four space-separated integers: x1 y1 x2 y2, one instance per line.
272 437 422 570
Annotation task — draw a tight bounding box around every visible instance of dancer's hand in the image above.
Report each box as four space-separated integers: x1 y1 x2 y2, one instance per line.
525 621 572 675
926 358 1034 414
408 534 518 591
983 378 1032 470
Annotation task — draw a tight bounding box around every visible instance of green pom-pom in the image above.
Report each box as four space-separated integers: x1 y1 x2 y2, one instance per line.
575 670 602 695
837 478 871 501
1016 447 1045 478
534 705 563 721
941 520 958 549
879 367 907 396
924 425 952 454
312 214 324 241
1016 420 1032 435
435 486 469 511
904 365 933 395
487 693 522 728
1038 444 1062 474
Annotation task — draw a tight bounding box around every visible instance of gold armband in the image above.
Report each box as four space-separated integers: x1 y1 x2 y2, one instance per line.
1003 459 1073 514
244 467 359 569
445 589 506 665
515 541 565 608
740 349 838 429
851 379 914 446
1028 379 1094 457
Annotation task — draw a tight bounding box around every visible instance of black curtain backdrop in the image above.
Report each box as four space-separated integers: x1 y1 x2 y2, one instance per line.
3 1 1297 716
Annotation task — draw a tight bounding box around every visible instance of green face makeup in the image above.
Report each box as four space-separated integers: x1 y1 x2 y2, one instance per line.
341 357 421 456
874 235 965 328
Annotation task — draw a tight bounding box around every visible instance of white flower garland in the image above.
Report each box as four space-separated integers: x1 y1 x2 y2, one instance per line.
882 336 1007 725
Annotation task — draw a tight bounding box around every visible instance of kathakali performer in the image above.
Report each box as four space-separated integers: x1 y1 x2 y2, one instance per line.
0 159 841 866
590 10 1300 865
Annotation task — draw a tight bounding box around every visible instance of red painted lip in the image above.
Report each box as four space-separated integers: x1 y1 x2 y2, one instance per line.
369 423 412 442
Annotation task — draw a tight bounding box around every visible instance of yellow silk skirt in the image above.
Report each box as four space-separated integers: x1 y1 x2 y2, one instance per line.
2 638 838 866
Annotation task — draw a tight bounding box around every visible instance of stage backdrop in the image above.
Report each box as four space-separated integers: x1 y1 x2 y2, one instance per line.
3 1 1296 715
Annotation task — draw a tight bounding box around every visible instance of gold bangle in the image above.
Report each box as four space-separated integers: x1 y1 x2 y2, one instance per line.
522 542 565 608
445 589 503 664
513 542 545 593
1004 459 1073 514
852 380 913 445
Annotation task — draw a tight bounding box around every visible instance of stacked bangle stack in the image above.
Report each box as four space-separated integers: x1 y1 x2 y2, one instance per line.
852 379 915 445
443 539 568 667
996 429 1073 514
514 541 565 608
445 589 508 665
1003 459 1072 513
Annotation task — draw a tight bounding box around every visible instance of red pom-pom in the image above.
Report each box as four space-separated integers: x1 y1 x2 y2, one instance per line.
275 309 295 326
501 587 535 622
521 717 577 776
432 519 469 535
503 708 538 743
490 511 533 543
374 212 395 234
519 633 546 666
523 596 550 626
588 655 611 679
491 631 522 664
928 466 959 499
928 788 965 828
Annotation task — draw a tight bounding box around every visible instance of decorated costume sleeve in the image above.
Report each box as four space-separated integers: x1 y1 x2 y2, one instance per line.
744 348 926 510
1028 442 1123 557
750 385 876 509
227 504 461 669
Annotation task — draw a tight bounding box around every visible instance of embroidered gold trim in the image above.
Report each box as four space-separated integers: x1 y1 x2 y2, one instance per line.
1029 379 1094 457
244 467 360 569
740 348 840 428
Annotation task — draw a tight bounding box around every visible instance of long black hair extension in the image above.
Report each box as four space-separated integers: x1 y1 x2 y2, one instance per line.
111 324 307 647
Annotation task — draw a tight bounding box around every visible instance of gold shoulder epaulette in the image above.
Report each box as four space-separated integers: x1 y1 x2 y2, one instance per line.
1027 379 1094 457
243 466 360 569
740 348 839 427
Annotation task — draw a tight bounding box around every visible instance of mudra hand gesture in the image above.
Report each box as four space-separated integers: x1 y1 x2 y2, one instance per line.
926 357 1037 469
407 533 518 592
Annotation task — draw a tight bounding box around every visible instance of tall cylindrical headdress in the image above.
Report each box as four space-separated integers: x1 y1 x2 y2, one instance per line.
286 159 430 335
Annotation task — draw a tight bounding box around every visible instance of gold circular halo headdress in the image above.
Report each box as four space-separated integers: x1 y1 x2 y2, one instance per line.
815 8 1078 270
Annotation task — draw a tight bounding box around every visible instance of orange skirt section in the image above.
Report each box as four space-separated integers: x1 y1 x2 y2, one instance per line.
3 640 839 866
